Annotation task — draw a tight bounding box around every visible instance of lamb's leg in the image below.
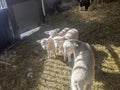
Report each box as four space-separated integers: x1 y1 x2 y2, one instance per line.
50 51 52 58
59 49 63 54
53 50 56 58
64 48 67 62
71 81 84 90
79 5 82 11
71 85 78 90
47 51 50 59
79 2 82 11
64 53 67 62
73 52 76 60
58 48 61 54
85 82 93 90
68 54 72 63
55 49 58 55
71 81 78 90
78 81 85 90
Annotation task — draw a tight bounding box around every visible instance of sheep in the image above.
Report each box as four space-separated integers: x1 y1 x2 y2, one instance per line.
36 38 56 58
77 0 91 11
63 39 95 90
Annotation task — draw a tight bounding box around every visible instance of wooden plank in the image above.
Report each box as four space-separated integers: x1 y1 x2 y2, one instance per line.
6 0 30 5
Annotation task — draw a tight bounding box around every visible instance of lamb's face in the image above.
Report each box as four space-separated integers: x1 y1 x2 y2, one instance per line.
36 39 47 50
66 45 75 55
63 40 79 55
53 36 64 49
40 39 48 50
63 41 73 54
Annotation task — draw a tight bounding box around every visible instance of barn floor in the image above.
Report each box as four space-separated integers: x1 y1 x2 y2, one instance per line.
0 1 120 90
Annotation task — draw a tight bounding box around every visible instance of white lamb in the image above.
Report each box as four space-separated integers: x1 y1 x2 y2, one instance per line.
44 28 60 38
62 28 79 40
36 38 56 58
44 28 79 56
57 27 70 36
36 38 48 50
44 27 70 38
44 27 69 54
53 36 64 54
63 39 77 62
53 28 79 55
63 39 95 90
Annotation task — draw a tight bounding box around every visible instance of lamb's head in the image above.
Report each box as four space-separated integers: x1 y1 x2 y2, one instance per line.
44 28 60 38
58 27 70 36
36 38 48 50
63 39 79 55
53 36 64 49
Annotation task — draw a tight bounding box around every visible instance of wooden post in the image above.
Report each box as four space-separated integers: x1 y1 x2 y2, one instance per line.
6 0 20 40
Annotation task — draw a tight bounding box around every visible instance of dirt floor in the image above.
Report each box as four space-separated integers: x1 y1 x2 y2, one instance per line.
0 1 120 90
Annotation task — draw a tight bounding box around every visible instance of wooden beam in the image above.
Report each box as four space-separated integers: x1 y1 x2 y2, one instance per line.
36 0 45 23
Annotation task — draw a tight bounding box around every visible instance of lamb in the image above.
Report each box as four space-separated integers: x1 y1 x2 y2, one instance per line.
44 27 70 38
44 28 60 38
63 39 95 90
53 28 79 55
44 28 79 56
36 38 48 50
63 39 77 62
57 27 70 36
53 36 64 54
43 27 69 53
36 38 56 58
62 28 79 40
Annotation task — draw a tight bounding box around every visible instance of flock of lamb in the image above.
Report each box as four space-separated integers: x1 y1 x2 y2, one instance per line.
36 28 95 90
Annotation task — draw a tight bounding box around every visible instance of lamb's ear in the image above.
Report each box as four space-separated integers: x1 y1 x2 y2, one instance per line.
64 27 69 30
36 40 41 43
60 36 65 40
44 31 49 34
55 28 60 32
74 43 79 47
